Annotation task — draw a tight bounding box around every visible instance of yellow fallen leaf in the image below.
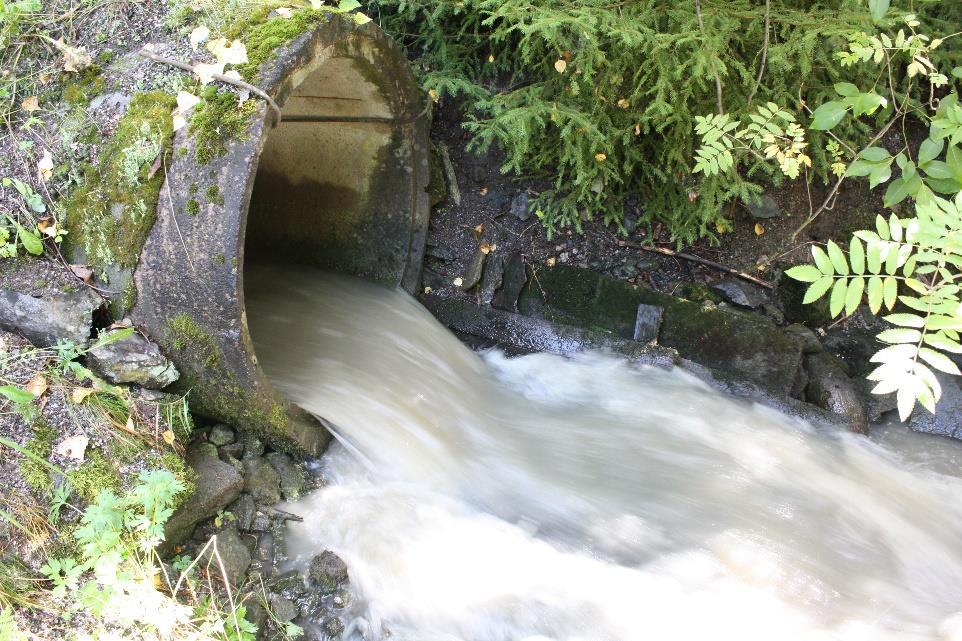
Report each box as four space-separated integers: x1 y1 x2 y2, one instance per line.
453 277 464 287
206 38 248 66
595 153 607 162
428 89 439 103
715 220 730 234
479 186 489 196
546 257 557 267
754 222 765 236
189 25 210 50
616 98 630 109
193 62 225 85
488 54 495 63
480 242 492 255
71 387 96 404
162 430 176 446
554 59 567 73
423 286 432 294
634 123 641 136
55 435 89 461
21 96 39 112
37 149 53 182
275 7 294 18
26 375 47 398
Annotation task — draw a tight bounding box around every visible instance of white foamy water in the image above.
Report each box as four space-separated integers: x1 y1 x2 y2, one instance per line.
245 264 962 641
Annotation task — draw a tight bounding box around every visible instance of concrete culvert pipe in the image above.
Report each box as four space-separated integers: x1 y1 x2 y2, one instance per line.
131 15 430 455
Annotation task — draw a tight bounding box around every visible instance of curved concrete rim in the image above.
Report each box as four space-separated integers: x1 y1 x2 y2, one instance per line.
132 14 430 455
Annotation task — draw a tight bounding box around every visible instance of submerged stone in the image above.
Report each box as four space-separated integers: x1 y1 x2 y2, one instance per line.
804 352 868 434
308 550 349 594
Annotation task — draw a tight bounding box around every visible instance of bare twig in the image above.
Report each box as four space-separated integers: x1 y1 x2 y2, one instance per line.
695 0 725 114
137 47 282 126
623 240 774 289
746 0 771 108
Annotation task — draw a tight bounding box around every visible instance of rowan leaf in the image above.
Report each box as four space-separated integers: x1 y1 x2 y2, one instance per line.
845 276 865 315
830 278 848 317
918 347 961 375
804 276 834 303
867 275 883 313
785 265 823 282
827 240 849 275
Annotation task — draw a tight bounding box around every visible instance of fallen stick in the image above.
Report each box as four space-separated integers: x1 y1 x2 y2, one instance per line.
623 240 774 290
438 142 461 206
137 47 283 126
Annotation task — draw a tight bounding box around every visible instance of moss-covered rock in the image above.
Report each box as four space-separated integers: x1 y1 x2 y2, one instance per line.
520 266 805 396
189 88 258 165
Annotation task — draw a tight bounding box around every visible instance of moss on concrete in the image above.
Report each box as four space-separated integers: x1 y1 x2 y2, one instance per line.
166 313 222 368
62 68 105 106
64 91 177 275
229 7 328 81
190 87 258 165
186 199 200 216
205 184 224 206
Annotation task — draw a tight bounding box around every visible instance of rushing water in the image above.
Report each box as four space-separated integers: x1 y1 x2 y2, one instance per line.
245 264 962 641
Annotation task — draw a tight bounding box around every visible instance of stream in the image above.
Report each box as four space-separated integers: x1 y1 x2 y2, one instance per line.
245 264 962 641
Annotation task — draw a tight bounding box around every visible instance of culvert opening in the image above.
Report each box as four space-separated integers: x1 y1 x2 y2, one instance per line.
244 49 426 289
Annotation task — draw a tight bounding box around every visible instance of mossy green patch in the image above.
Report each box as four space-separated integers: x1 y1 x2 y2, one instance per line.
166 313 222 368
186 199 200 216
229 7 328 81
64 91 177 276
68 450 121 502
19 419 57 493
62 68 105 106
205 184 224 206
190 87 258 165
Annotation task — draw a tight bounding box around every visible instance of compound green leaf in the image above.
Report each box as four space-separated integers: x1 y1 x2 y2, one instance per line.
827 240 849 275
830 278 848 318
785 264 823 283
845 276 865 316
803 276 834 304
867 276 883 313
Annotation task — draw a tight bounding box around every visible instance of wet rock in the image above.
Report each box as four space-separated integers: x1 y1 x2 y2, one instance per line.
240 432 265 460
243 597 268 633
909 372 962 439
778 271 831 328
612 263 638 280
0 287 101 347
785 324 822 354
87 331 179 389
255 531 276 578
426 243 457 263
492 252 527 312
209 424 236 447
744 193 781 219
308 551 349 594
460 247 487 291
633 304 663 343
243 457 281 505
479 253 505 305
164 444 244 548
854 378 897 423
265 452 310 501
675 283 725 305
421 269 446 291
201 527 251 587
711 278 768 310
269 595 298 623
229 493 257 531
635 257 659 273
219 441 244 460
270 571 307 598
323 617 345 639
251 511 271 532
518 266 805 396
509 192 532 221
804 352 869 434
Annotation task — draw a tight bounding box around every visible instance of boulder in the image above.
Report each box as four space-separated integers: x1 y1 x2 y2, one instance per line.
744 193 781 219
518 266 805 397
308 551 349 594
163 445 244 548
265 452 310 501
711 278 768 310
909 371 962 439
208 424 236 447
87 330 179 389
509 192 532 221
229 493 257 531
201 527 251 587
0 288 100 347
243 457 282 505
491 252 528 312
804 352 869 434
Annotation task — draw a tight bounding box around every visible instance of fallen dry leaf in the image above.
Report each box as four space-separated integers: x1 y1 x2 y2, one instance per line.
453 277 464 287
595 153 607 162
55 435 89 461
634 123 641 136
21 96 39 112
37 149 53 182
26 375 47 398
617 98 630 109
480 242 492 255
546 257 557 267
193 62 225 85
206 38 248 66
189 25 210 50
69 264 93 283
71 387 96 404
147 150 163 179
37 217 58 238
52 39 93 73
554 59 567 73
423 286 433 294
754 222 765 236
275 7 294 18
162 430 176 446
479 186 489 196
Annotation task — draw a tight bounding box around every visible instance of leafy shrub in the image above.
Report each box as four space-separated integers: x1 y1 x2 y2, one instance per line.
366 0 960 243
756 5 962 420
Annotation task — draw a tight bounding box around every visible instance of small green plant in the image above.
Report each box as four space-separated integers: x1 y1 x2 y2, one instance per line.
0 606 25 641
735 3 962 420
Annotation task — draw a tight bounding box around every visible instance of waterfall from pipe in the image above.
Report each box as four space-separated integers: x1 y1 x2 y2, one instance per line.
245 264 962 641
